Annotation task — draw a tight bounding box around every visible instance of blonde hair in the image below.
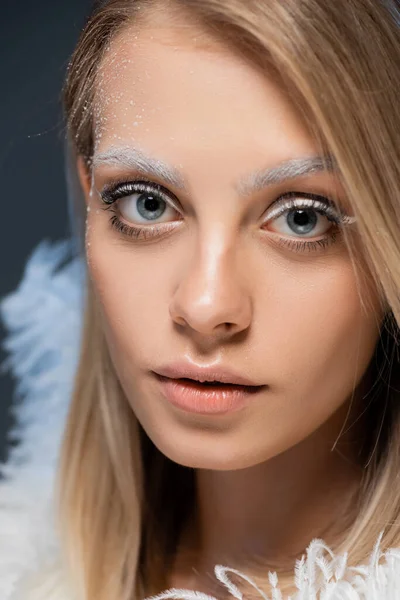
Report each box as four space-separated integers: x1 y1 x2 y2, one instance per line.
56 0 400 598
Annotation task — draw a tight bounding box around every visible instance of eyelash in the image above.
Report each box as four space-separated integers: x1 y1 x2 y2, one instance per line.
99 179 352 254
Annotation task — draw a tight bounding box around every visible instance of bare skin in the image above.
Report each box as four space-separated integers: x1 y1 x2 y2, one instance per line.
78 10 385 596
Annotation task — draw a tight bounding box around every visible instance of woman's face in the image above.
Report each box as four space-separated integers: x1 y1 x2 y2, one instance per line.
81 17 384 470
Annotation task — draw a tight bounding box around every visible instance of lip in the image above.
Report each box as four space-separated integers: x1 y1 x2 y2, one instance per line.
153 362 262 386
154 374 265 415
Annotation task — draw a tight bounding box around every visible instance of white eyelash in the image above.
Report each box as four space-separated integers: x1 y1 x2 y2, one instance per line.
266 197 356 226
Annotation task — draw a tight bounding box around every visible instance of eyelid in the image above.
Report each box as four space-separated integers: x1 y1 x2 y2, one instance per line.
264 192 356 226
100 179 182 212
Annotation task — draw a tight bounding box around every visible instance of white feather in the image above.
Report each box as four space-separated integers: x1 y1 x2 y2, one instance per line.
0 239 85 599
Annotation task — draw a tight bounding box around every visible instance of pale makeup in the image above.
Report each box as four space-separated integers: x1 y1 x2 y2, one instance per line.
78 11 385 593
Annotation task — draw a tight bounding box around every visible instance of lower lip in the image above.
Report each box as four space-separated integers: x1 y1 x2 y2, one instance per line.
154 374 264 415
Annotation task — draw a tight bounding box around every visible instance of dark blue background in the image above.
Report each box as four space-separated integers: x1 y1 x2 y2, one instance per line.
0 0 92 464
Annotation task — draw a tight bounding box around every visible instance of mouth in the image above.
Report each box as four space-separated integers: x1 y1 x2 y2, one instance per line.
153 373 265 415
151 363 266 415
157 375 263 392
153 363 263 387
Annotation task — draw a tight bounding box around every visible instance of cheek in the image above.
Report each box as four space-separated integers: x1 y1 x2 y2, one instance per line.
263 260 382 416
86 228 171 367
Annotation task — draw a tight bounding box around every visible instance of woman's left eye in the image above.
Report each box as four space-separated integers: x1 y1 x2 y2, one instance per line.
261 192 355 253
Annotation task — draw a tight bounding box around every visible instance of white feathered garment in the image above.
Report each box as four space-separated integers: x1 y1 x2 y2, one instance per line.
1 239 400 600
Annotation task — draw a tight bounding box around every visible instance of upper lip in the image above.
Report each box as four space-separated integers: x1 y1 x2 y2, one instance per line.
153 362 263 387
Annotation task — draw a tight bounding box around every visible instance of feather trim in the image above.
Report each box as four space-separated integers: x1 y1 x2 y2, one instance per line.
147 533 400 599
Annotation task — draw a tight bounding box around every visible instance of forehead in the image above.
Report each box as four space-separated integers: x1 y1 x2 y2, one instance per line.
92 21 316 169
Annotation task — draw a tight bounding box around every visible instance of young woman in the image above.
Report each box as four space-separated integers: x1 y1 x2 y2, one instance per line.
2 0 400 598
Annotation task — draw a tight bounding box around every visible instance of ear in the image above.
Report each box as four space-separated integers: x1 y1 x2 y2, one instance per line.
76 156 92 205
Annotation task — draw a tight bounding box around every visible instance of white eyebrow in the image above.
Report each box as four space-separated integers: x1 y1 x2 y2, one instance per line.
237 155 337 196
93 146 187 191
92 146 337 196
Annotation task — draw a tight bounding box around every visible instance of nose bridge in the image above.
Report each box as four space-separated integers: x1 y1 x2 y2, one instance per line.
169 228 252 335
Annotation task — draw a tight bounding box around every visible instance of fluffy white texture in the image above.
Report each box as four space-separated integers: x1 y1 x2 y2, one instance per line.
1 239 400 599
0 239 85 599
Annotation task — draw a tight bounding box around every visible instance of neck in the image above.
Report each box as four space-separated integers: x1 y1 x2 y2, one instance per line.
171 393 367 594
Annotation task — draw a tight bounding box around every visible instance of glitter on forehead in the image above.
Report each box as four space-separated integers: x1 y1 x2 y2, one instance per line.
87 23 216 157
91 36 143 153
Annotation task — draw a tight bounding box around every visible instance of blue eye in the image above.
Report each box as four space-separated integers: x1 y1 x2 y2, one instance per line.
121 191 175 224
276 208 323 237
262 192 356 253
100 180 183 240
135 194 167 220
101 181 181 222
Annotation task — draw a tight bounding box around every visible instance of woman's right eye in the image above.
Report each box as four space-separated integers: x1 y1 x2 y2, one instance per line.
99 180 183 241
101 180 182 224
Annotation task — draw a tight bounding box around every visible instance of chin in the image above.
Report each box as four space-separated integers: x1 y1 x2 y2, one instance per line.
148 433 269 471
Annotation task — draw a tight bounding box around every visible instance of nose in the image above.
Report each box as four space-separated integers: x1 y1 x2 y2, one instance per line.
169 235 252 343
